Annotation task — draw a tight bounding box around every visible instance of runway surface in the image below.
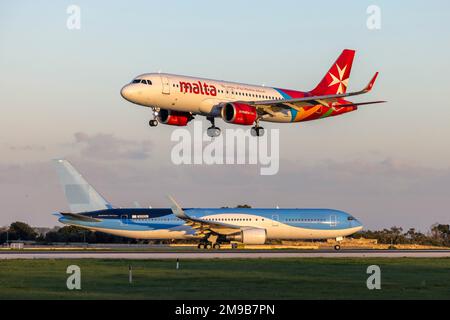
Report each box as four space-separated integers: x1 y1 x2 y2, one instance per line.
1 249 450 259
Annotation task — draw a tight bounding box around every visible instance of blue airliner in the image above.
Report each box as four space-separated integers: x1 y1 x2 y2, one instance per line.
53 160 363 250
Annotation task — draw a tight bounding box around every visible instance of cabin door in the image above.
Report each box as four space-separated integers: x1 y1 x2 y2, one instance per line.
330 215 337 227
121 214 128 225
161 76 170 94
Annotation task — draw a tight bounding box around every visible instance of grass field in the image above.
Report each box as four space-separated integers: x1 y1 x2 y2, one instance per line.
0 258 449 299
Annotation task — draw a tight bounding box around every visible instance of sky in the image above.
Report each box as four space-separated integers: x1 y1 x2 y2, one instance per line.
0 0 449 231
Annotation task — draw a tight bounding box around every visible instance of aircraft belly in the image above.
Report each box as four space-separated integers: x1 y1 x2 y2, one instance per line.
87 226 194 240
266 224 362 240
261 111 293 123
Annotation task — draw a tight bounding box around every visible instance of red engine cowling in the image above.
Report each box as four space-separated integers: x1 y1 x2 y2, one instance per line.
221 102 257 125
158 109 191 126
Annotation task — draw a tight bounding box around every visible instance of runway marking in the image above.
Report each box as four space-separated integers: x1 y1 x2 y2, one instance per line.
1 250 450 259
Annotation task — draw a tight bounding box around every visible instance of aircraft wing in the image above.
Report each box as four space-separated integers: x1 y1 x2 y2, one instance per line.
249 72 385 113
168 196 242 236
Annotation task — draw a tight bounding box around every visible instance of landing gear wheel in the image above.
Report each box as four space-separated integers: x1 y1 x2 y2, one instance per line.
207 126 221 138
213 243 221 250
206 116 221 138
149 107 159 127
205 243 212 250
251 126 265 137
198 243 205 249
334 244 341 251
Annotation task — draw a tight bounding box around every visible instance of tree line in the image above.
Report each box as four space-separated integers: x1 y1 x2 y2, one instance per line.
0 221 449 246
0 222 132 244
352 225 450 247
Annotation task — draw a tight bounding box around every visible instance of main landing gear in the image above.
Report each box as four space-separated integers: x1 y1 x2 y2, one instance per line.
149 107 159 127
197 242 221 250
197 234 222 249
205 117 265 138
250 119 265 137
206 116 221 138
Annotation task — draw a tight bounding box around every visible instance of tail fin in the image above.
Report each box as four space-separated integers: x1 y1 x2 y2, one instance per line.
53 159 112 213
309 49 355 96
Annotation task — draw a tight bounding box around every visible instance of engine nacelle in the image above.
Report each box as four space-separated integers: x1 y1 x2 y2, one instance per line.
227 228 267 245
221 102 257 125
158 109 192 126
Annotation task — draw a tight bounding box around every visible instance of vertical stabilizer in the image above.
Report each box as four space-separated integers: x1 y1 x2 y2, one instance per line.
309 49 355 96
53 159 112 213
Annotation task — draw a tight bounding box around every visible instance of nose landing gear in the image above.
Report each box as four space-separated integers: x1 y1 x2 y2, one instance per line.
206 117 221 138
149 107 159 127
334 236 343 251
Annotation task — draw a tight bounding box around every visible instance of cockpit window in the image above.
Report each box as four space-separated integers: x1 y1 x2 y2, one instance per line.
347 216 355 221
132 79 152 85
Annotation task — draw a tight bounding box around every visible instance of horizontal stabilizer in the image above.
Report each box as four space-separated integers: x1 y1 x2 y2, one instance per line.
339 100 386 107
59 212 102 222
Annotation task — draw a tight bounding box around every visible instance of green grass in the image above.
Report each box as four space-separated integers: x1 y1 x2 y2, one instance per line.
0 258 449 299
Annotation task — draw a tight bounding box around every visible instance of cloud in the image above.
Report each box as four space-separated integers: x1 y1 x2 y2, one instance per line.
73 132 153 160
7 145 46 152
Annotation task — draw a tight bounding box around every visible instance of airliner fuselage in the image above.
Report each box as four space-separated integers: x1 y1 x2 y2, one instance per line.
58 208 363 242
120 72 354 123
120 50 384 137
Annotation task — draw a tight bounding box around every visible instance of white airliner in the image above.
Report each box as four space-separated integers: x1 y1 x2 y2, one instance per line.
53 160 363 250
120 49 384 137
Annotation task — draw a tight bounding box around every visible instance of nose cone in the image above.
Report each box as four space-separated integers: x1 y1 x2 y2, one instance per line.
353 219 363 231
120 84 132 102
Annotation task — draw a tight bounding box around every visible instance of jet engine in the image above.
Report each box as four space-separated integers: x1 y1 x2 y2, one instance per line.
227 228 267 245
157 109 192 126
221 102 257 125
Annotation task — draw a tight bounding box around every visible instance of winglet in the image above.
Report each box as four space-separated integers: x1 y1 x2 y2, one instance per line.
363 72 379 93
167 195 189 219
